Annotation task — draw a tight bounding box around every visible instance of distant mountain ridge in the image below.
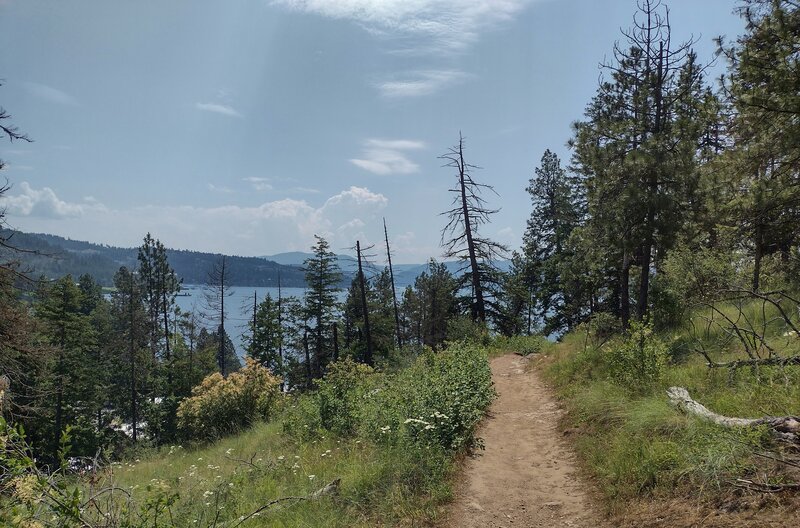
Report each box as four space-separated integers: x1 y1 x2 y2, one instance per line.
0 230 510 288
0 230 307 287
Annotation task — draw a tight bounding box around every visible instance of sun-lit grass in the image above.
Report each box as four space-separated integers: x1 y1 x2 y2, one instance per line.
541 303 800 508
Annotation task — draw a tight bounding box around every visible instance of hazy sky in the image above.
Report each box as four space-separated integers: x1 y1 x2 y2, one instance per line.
0 0 744 262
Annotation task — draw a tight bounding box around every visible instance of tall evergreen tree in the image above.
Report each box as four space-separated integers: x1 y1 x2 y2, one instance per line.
110 266 148 442
302 236 342 378
35 275 96 455
522 149 582 334
244 293 283 377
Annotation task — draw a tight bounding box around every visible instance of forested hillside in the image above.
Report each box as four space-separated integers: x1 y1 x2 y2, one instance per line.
0 230 308 286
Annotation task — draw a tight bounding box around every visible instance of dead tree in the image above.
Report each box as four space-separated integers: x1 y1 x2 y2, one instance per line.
689 288 800 371
440 133 507 323
383 218 403 348
204 256 233 376
356 240 374 366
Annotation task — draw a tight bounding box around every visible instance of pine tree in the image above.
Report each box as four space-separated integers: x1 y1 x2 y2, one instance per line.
401 260 459 349
110 266 148 442
245 293 283 377
302 236 342 378
522 149 582 334
35 275 96 455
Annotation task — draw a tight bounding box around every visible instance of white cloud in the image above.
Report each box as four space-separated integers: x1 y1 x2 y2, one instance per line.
350 138 425 175
0 182 105 219
377 69 468 97
24 82 78 106
287 186 321 194
273 0 533 54
195 102 243 118
9 186 390 258
207 183 234 194
242 177 273 191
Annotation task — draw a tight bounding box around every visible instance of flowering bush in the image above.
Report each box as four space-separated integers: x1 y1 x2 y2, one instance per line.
177 358 281 441
287 343 495 454
364 343 495 452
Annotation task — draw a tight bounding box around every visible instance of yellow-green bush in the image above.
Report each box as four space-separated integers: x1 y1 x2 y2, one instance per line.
177 358 281 441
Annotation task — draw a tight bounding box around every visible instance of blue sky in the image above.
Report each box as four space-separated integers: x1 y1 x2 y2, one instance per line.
0 0 744 263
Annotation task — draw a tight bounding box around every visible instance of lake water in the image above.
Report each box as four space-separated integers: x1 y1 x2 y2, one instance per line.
174 285 347 355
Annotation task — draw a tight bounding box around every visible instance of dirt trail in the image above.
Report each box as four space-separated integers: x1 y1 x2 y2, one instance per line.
446 354 600 528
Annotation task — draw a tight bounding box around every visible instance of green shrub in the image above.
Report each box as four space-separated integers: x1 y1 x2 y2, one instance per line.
316 358 375 436
363 344 495 452
492 334 548 356
177 358 281 441
605 322 668 393
446 316 491 347
295 343 495 454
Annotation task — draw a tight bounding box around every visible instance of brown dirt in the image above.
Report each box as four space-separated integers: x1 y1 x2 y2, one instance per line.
445 354 601 528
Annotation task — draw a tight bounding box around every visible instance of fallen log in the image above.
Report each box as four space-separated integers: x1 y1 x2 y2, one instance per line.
666 387 800 443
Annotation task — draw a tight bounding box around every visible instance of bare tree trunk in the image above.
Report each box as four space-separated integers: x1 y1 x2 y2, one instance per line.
457 137 486 322
383 218 403 348
332 322 339 362
219 257 227 376
129 279 138 442
356 241 374 366
668 387 799 443
161 291 172 394
277 273 284 391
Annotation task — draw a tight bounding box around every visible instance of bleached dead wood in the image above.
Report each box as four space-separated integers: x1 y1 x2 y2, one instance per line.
667 386 800 443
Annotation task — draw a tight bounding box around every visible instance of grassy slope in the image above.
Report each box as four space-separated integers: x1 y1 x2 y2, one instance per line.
71 345 494 527
103 419 451 527
539 315 800 512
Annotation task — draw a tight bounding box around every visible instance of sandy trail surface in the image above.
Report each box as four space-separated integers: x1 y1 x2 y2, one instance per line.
446 354 600 528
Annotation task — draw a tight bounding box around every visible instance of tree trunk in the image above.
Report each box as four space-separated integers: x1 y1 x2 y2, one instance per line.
753 222 763 291
129 279 138 442
384 218 403 349
303 331 312 390
356 241 373 366
162 291 172 394
458 138 486 322
621 249 631 331
332 322 339 362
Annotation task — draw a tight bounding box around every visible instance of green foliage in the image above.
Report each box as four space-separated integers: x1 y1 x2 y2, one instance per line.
316 359 375 436
360 343 495 452
605 322 669 393
445 316 490 347
285 342 495 455
177 358 281 441
491 334 549 357
543 311 799 505
303 235 343 378
400 259 459 349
